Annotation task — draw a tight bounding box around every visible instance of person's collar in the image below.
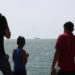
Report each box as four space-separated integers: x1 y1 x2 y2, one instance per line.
64 31 73 35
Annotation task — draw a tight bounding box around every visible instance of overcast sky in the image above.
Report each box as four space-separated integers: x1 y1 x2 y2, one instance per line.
0 0 75 39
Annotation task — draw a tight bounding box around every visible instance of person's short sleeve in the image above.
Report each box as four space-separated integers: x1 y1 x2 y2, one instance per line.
55 35 63 50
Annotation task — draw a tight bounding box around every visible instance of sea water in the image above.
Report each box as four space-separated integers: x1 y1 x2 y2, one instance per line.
0 39 56 75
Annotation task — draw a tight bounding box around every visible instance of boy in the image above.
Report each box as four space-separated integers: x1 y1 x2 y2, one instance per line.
12 36 29 75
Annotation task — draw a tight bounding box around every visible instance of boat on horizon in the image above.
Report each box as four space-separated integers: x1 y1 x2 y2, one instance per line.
34 37 40 39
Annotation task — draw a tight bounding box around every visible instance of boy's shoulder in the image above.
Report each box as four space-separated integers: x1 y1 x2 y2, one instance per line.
21 49 26 54
22 49 26 52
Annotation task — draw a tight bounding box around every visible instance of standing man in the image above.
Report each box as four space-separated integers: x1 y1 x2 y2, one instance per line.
0 13 12 75
51 22 75 75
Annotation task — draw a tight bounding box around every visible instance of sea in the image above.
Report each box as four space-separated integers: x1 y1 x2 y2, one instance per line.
0 39 56 75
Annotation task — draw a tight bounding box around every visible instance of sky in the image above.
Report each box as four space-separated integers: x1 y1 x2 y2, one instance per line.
0 0 75 39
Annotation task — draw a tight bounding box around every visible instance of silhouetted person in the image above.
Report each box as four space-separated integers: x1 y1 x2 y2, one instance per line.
12 36 29 75
0 13 12 75
51 22 75 75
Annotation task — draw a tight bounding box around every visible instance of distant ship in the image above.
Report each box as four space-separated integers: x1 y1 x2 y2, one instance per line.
34 37 40 39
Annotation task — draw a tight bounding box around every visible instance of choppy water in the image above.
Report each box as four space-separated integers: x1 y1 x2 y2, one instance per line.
0 39 56 75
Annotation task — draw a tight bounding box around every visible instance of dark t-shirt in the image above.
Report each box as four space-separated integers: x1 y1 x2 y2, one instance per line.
0 15 8 56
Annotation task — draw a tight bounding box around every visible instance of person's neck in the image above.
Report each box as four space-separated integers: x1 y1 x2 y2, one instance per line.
18 46 23 49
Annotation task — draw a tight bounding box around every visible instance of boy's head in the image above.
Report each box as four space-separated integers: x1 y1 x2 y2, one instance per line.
64 21 74 32
17 36 25 47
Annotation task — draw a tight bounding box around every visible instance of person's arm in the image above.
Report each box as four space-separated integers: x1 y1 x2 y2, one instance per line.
21 50 29 64
1 15 11 39
51 35 62 75
51 49 60 75
12 50 15 61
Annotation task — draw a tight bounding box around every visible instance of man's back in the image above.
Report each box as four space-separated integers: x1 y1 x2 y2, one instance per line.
56 32 75 71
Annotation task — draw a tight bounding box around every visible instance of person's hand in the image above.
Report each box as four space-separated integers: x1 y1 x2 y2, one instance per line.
27 53 29 57
51 68 57 75
5 28 11 39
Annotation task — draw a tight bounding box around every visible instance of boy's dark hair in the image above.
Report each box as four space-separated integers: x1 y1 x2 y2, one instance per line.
64 21 74 32
17 36 25 46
